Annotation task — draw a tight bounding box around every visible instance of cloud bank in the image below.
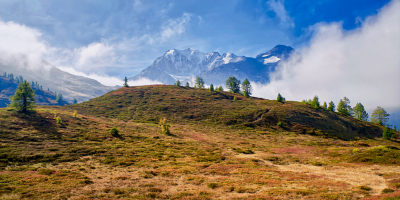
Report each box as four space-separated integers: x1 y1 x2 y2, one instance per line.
253 0 400 112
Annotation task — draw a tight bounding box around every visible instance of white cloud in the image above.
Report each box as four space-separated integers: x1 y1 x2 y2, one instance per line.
161 13 192 41
267 0 294 27
253 0 400 112
128 77 163 86
57 67 122 86
0 20 48 69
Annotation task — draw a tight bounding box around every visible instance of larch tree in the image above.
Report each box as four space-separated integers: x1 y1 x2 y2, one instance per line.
327 101 335 112
209 84 214 91
337 99 349 115
10 80 36 112
241 78 252 97
175 80 181 86
277 93 283 102
353 103 369 121
322 102 327 109
123 76 129 87
226 77 240 93
195 77 205 88
311 95 320 109
371 106 389 126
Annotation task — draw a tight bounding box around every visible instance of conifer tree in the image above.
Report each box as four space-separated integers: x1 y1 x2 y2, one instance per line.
31 81 35 88
195 77 205 88
226 77 240 93
337 99 349 115
343 97 353 116
123 76 129 87
186 82 190 87
311 95 320 109
277 93 283 102
175 80 181 86
217 86 223 91
56 94 63 104
371 106 389 126
73 99 78 104
322 102 327 109
327 101 335 112
353 103 369 121
209 84 214 91
241 78 252 97
9 81 36 112
3 72 6 77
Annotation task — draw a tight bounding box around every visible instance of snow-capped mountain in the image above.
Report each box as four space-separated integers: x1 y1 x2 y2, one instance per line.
130 45 295 86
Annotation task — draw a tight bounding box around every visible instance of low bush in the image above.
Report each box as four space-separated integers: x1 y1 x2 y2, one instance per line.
110 127 119 137
207 182 218 189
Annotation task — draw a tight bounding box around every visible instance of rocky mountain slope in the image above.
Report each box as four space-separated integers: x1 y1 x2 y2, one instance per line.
130 45 295 86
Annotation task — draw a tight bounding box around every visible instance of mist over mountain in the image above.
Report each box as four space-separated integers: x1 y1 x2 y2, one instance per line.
130 45 295 86
0 61 118 103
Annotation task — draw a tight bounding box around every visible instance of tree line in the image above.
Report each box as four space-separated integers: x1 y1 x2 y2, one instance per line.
172 76 253 97
294 94 396 139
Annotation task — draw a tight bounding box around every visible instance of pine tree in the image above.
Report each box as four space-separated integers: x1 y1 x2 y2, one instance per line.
175 80 181 86
371 106 389 126
353 103 369 121
209 84 214 91
186 82 190 87
337 99 349 115
3 72 6 77
343 97 353 116
9 81 36 112
277 93 283 102
327 101 335 112
56 94 63 104
226 77 240 93
195 77 205 88
31 81 35 88
311 95 320 109
217 86 223 91
241 78 252 97
123 76 129 87
73 99 78 104
322 102 327 109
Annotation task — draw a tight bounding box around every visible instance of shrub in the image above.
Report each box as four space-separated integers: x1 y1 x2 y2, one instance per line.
56 116 62 124
207 182 218 189
277 122 282 127
73 110 78 118
359 186 372 191
113 188 125 195
110 127 120 137
382 188 395 193
159 117 171 135
383 127 395 140
233 96 237 101
352 148 360 154
38 168 56 175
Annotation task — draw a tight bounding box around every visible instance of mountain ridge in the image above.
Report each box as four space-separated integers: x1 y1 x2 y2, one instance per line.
130 45 295 86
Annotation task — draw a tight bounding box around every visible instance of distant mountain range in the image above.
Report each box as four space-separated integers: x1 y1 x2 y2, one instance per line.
0 61 118 103
130 45 295 86
0 76 69 107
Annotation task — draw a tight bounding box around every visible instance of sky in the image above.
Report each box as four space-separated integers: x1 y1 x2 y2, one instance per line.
0 0 398 113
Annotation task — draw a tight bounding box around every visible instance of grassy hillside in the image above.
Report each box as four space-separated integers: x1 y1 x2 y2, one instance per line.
0 85 399 199
72 85 383 140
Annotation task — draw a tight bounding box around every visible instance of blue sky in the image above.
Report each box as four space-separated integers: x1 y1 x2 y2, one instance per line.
0 0 391 80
